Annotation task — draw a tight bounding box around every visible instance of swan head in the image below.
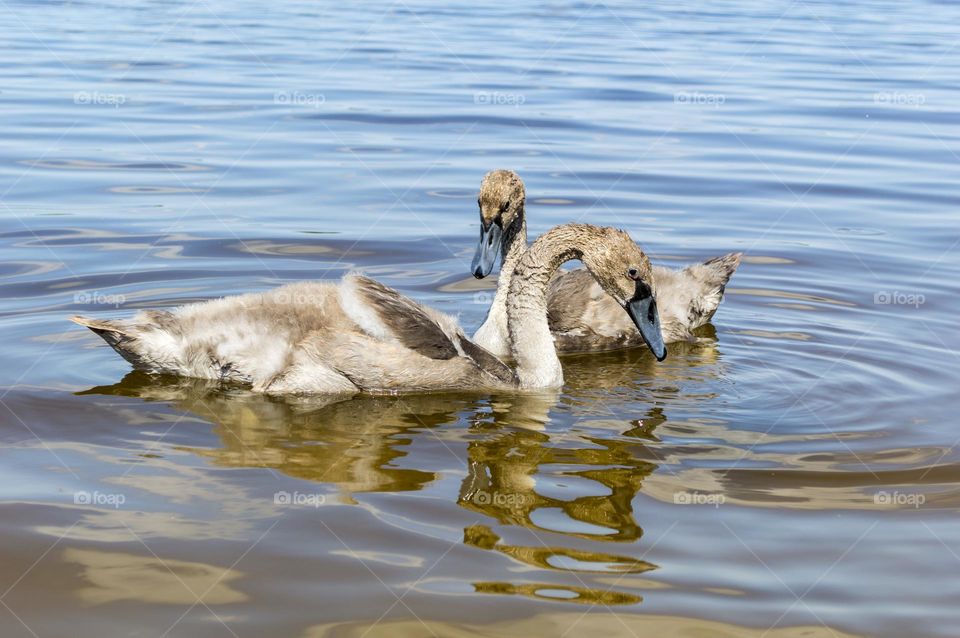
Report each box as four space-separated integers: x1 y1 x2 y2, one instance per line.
582 227 667 361
472 169 525 278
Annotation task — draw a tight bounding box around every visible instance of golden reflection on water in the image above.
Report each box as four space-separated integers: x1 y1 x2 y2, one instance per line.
457 415 656 541
72 330 956 623
462 524 656 574
82 375 440 499
74 344 726 610
81 338 709 507
77 325 956 531
472 580 642 605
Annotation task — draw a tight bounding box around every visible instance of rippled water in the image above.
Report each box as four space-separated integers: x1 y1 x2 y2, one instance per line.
2 1 959 636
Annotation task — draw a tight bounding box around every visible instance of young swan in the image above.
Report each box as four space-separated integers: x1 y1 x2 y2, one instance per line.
71 224 663 394
471 169 742 358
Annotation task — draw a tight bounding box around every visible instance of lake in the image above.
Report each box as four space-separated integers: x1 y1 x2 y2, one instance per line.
1 0 959 636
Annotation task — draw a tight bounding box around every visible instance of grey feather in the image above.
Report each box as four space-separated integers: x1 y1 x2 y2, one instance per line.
350 275 460 360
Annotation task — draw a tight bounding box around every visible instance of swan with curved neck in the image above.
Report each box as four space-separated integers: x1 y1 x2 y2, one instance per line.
72 224 663 394
472 169 741 357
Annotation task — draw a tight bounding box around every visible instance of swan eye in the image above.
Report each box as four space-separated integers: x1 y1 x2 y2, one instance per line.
500 201 510 214
627 267 640 280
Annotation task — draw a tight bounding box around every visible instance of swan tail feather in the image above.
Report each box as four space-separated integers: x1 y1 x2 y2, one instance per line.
701 252 743 284
71 311 177 371
684 252 742 326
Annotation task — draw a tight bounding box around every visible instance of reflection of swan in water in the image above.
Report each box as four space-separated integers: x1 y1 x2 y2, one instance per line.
560 325 727 391
80 372 456 499
458 400 665 543
463 523 656 577
77 335 728 510
447 356 723 586
447 389 671 584
77 344 730 605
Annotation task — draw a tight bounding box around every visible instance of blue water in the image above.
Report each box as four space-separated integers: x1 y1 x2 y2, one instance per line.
1 1 959 636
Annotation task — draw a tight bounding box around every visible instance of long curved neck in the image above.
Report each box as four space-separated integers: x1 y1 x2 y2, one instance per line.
473 208 527 355
495 210 528 311
507 225 586 389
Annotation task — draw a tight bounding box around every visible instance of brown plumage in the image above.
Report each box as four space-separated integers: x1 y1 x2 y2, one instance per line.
72 224 658 394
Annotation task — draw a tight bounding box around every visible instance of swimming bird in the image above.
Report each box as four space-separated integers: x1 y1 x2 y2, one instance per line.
72 223 665 394
471 169 741 357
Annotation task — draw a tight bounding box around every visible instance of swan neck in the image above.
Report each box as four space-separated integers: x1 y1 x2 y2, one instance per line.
472 209 527 356
506 226 584 389
495 209 527 304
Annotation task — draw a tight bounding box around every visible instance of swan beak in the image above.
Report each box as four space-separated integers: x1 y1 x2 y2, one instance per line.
471 221 502 278
626 292 667 361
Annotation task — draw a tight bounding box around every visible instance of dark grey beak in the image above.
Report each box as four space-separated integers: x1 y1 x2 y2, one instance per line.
625 284 667 361
471 221 502 279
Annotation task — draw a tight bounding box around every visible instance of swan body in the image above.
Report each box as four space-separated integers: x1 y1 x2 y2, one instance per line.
545 253 741 352
471 169 741 357
73 224 664 394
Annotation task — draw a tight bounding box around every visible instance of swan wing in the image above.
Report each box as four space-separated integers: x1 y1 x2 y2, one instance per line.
454 334 515 385
341 274 515 385
340 274 461 360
